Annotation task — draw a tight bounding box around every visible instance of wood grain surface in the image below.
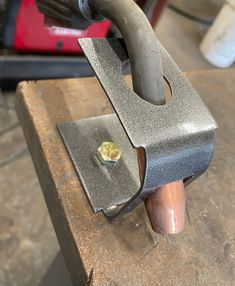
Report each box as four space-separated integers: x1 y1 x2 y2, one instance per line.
16 70 235 286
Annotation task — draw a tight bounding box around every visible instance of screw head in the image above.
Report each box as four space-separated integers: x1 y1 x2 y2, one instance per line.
97 142 122 165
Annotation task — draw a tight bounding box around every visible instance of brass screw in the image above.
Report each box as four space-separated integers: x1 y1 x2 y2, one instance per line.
97 141 122 165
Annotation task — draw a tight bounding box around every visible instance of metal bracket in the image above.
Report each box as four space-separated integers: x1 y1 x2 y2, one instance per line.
58 114 140 217
58 38 217 218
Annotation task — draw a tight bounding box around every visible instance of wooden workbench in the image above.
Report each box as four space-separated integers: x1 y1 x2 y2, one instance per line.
16 70 235 285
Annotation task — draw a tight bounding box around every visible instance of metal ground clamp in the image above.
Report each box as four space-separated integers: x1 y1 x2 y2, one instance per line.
58 38 217 218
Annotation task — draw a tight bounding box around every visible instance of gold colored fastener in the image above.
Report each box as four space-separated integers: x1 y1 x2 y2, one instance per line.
97 142 122 165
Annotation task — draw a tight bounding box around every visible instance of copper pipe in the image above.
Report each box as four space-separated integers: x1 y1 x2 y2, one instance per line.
137 149 185 234
145 181 185 234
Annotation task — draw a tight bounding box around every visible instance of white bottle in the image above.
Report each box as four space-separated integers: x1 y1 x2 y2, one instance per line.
200 0 235 68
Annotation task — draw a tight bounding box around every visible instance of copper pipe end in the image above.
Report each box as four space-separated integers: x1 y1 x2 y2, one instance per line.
145 181 185 234
137 148 185 234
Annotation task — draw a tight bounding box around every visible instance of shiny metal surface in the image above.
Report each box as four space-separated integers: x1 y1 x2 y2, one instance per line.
58 114 140 215
145 181 185 234
77 38 217 214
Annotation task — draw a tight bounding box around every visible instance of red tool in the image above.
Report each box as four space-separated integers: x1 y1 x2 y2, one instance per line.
14 0 111 54
0 0 168 83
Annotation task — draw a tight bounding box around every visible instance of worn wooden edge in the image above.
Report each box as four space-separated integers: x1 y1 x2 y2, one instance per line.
16 81 91 285
15 69 235 286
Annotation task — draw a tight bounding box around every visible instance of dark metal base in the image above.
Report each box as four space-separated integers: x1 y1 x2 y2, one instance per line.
58 114 140 217
0 54 94 82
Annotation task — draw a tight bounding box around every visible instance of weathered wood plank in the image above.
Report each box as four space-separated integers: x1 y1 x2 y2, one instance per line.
16 71 235 285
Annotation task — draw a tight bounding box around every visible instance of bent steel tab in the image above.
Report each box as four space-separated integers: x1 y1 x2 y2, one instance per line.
58 38 217 218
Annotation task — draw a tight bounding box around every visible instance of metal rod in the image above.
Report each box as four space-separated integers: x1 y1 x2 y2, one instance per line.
88 0 165 105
